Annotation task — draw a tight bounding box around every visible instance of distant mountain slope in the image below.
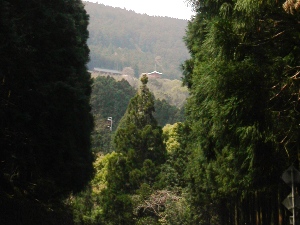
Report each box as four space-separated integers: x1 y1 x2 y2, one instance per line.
84 1 190 79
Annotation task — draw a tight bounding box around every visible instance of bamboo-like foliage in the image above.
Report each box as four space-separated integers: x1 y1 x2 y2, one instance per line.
183 0 300 223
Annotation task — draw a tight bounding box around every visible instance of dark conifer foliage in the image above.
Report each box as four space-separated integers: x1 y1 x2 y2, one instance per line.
115 74 166 166
154 99 185 126
0 0 93 202
91 76 136 129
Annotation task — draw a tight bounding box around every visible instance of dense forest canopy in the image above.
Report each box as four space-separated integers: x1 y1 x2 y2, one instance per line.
83 1 190 79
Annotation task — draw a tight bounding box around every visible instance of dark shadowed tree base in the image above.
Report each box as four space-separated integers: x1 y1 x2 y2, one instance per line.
0 195 74 225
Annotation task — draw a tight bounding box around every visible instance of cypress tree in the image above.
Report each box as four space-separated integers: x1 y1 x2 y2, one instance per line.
115 74 166 166
102 74 166 224
0 0 93 203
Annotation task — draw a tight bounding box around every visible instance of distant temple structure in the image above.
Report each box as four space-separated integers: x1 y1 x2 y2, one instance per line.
147 62 163 79
147 70 162 79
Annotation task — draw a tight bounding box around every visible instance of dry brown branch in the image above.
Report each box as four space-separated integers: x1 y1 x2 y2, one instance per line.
136 190 181 218
291 71 300 79
270 83 289 101
283 0 300 14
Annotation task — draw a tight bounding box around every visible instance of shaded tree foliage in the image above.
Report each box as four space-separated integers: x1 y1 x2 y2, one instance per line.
91 76 136 127
154 99 185 126
0 0 93 204
90 76 136 153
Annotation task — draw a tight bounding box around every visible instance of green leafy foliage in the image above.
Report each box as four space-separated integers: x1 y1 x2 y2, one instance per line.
154 99 185 126
70 152 121 225
156 123 191 189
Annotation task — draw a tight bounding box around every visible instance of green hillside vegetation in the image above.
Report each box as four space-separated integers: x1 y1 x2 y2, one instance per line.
84 1 190 79
91 72 189 108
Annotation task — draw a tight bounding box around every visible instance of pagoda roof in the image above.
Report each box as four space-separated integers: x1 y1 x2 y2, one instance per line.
148 70 162 75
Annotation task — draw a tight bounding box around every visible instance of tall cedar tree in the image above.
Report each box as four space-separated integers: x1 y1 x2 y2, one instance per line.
0 0 93 202
115 74 166 167
90 76 184 154
101 74 166 224
183 0 300 224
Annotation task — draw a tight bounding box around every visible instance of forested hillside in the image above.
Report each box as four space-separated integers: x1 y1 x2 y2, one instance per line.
84 1 190 79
